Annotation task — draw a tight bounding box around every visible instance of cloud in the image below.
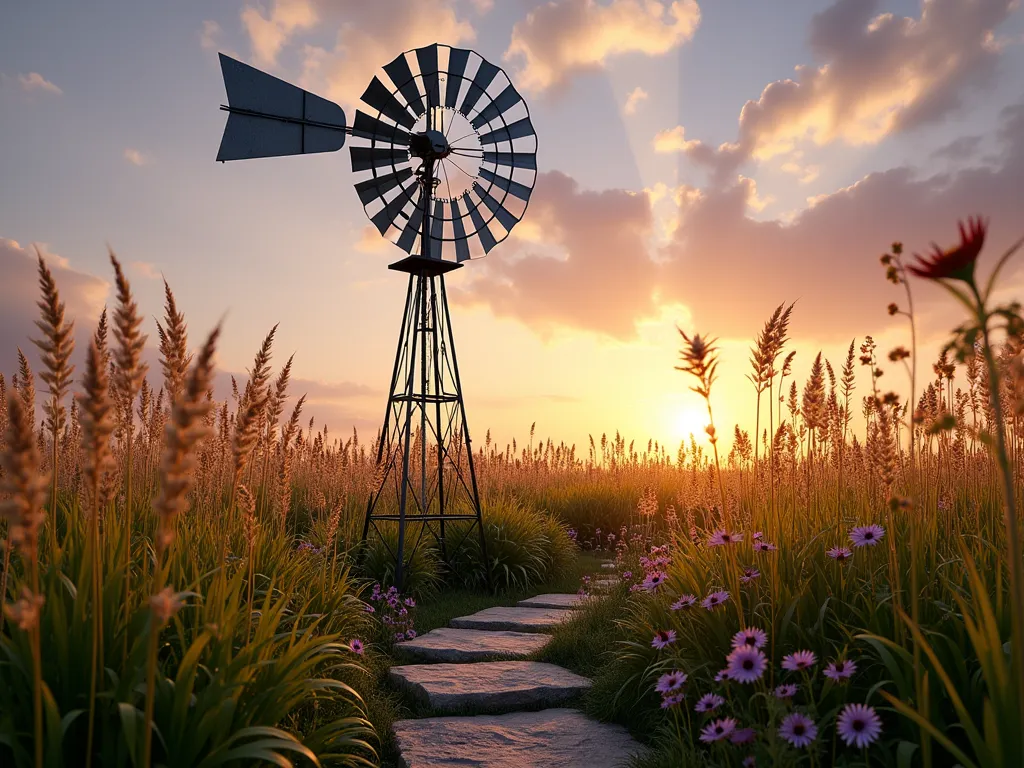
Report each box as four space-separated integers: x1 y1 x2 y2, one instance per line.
656 98 1024 339
679 0 1017 182
624 86 649 114
654 124 703 153
354 224 391 254
505 0 700 93
448 170 660 339
123 148 149 166
240 0 475 107
931 134 983 162
200 19 223 51
0 239 108 375
130 261 160 280
16 72 62 95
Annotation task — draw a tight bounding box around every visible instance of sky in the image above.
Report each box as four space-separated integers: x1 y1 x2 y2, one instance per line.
2 0 1024 455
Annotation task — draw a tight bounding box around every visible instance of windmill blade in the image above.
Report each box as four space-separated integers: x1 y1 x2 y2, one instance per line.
470 84 522 129
449 198 471 262
465 199 497 253
459 59 499 117
396 204 425 254
350 146 410 172
352 111 411 146
360 76 418 129
217 53 346 161
444 48 471 108
482 151 536 170
477 168 533 202
474 183 520 231
477 117 535 146
354 167 414 205
415 45 440 109
370 185 418 235
429 199 446 252
383 54 425 117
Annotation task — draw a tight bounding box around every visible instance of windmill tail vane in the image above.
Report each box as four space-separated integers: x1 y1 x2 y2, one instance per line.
215 43 538 590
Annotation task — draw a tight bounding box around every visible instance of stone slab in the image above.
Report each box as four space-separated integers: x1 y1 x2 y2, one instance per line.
450 606 572 633
600 561 617 570
517 593 586 610
393 708 646 768
390 661 591 713
398 628 552 663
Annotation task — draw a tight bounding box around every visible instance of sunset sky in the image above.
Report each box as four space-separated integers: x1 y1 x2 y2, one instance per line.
2 0 1024 455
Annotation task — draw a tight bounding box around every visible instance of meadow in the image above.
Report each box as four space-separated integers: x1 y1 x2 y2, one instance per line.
2 215 1023 767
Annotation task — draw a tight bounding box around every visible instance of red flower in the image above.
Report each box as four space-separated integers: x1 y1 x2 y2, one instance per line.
908 216 987 282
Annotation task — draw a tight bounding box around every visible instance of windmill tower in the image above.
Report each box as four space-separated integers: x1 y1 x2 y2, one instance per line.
215 44 538 590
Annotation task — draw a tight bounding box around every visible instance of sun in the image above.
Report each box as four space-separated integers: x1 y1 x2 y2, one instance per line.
674 406 709 443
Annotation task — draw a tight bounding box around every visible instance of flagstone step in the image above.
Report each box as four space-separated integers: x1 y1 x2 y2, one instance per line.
600 561 618 570
450 606 571 633
390 661 591 713
392 708 647 767
398 628 553 663
517 593 587 610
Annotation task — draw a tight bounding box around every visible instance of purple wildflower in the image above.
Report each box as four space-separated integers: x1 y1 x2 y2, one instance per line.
732 627 768 650
823 659 857 682
836 703 882 748
671 594 697 610
651 629 677 650
348 639 364 655
827 546 853 561
775 684 798 699
655 670 688 694
699 718 737 743
779 713 818 748
694 693 725 713
702 590 730 610
753 541 777 552
740 567 761 583
642 571 667 591
726 646 767 683
708 530 743 547
660 693 685 709
782 650 817 671
850 524 885 548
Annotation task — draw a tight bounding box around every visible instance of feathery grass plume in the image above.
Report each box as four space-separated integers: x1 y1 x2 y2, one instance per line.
259 353 293 515
156 279 189 403
0 390 47 765
231 325 277 489
110 250 150 662
277 394 305 526
34 252 77 559
76 336 115 767
16 349 36 428
143 323 219 768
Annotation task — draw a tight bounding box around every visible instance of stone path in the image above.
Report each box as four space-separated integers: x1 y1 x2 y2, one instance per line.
390 561 646 767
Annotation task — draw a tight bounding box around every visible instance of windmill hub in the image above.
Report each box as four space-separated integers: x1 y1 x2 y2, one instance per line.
409 129 451 160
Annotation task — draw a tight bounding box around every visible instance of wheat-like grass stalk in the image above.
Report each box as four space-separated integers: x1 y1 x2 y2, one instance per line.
156 278 189 403
143 322 219 768
76 335 114 768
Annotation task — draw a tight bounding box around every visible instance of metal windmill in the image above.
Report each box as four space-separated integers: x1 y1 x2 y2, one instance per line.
215 44 538 589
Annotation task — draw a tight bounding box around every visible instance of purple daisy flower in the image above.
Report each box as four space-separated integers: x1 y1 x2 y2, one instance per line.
714 668 728 682
781 650 817 671
753 540 777 552
732 627 768 650
740 567 761 583
655 670 688 694
701 590 730 610
348 639 364 655
850 524 885 548
708 530 744 547
742 757 756 768
651 629 677 650
775 684 798 699
752 531 764 541
671 594 698 610
699 718 737 743
836 704 882 748
726 646 767 683
827 546 853 561
405 629 417 640
694 693 725 713
730 727 756 745
642 571 667 591
779 712 818 748
621 571 633 581
660 693 685 709
823 659 857 681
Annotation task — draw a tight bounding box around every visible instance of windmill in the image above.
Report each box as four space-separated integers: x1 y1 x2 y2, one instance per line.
215 44 538 590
